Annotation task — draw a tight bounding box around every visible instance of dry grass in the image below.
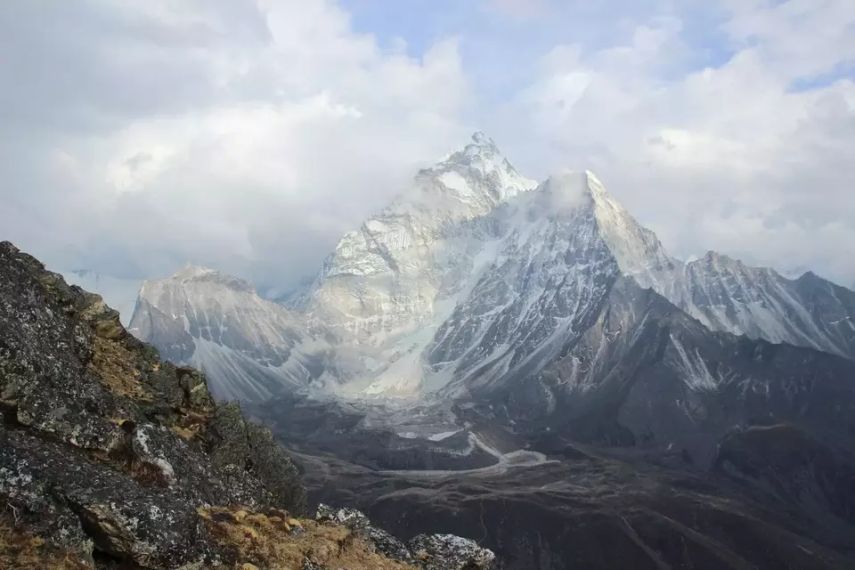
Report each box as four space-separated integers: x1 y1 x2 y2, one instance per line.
0 517 92 570
79 296 153 402
199 506 418 570
88 335 151 401
169 409 211 441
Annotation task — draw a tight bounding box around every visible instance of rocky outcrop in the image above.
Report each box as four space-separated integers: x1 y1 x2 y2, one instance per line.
316 504 495 570
0 242 495 569
0 241 306 567
407 534 497 570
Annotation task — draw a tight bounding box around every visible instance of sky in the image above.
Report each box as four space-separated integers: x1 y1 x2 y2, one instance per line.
1 0 854 306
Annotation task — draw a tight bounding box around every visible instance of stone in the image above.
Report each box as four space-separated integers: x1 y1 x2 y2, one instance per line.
408 534 496 570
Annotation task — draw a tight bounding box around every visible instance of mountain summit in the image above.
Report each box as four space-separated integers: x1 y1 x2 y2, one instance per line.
414 131 536 211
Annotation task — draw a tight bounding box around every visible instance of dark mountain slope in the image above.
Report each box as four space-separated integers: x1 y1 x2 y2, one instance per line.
493 276 855 466
298 445 855 570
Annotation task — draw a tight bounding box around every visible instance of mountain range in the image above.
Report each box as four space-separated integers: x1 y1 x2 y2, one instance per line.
125 133 855 568
130 133 855 454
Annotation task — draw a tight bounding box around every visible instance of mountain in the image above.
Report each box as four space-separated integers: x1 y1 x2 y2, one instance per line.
129 265 330 402
130 135 855 433
650 253 855 359
304 131 536 341
0 241 494 569
120 134 855 567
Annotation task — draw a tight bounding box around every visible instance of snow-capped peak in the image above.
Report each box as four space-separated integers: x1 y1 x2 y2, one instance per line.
435 131 499 164
528 169 676 288
314 132 537 306
412 132 536 210
129 263 327 402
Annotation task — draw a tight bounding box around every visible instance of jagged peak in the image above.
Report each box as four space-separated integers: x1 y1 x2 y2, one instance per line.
427 131 504 172
548 170 677 282
368 133 537 221
688 251 791 285
442 131 499 159
425 132 533 186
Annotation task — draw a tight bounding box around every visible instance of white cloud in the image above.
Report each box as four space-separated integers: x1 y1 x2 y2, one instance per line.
0 0 470 294
0 0 853 306
498 1 855 285
722 0 855 80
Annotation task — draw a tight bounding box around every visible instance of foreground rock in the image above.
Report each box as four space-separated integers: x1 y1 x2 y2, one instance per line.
316 504 495 569
0 242 494 569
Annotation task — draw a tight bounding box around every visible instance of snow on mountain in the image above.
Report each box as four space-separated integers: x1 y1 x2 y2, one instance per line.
665 254 855 359
550 171 855 361
424 172 621 398
298 132 538 396
306 132 536 337
128 264 330 401
130 133 855 410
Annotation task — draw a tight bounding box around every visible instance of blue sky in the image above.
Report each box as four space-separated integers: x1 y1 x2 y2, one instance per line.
341 1 736 92
0 0 854 306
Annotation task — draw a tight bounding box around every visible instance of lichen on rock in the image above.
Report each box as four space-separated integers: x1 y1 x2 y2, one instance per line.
0 242 307 567
316 503 496 570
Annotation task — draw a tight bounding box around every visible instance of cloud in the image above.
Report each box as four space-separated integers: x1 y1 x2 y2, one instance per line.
0 0 470 294
492 0 855 285
0 0 853 306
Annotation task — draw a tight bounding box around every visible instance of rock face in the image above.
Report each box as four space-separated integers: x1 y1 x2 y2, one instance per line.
513 274 855 466
0 241 304 567
306 131 536 340
315 504 495 570
0 242 494 569
646 253 855 360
